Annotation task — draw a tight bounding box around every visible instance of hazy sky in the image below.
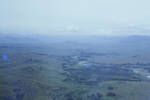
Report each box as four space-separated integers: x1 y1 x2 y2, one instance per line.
0 0 150 35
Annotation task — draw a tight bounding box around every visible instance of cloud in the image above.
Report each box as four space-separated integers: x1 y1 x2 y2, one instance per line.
65 25 79 32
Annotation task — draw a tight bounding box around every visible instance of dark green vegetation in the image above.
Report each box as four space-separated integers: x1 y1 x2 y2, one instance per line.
0 35 150 100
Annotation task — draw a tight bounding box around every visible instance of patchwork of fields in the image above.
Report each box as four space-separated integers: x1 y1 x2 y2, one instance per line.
0 36 150 100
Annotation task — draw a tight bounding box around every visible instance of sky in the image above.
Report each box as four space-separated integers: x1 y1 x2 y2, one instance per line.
0 0 150 35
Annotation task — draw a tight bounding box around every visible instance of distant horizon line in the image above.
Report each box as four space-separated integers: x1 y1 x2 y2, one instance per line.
1 32 150 37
